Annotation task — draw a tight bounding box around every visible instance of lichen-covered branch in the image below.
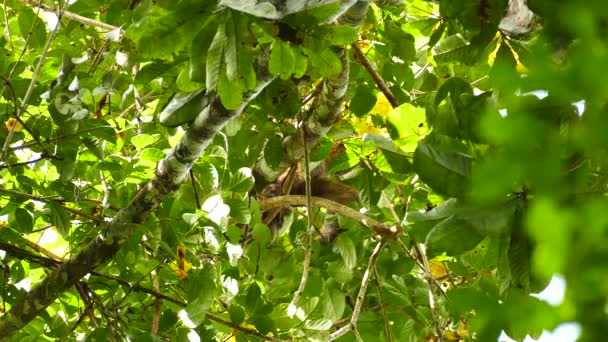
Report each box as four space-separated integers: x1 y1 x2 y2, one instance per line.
255 1 372 183
0 77 273 338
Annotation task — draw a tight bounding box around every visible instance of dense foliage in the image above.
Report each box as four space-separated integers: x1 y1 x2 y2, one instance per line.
1 0 607 341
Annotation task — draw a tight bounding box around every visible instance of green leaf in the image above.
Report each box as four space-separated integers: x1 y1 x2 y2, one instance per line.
126 0 215 60
218 69 243 110
229 305 246 325
159 89 209 127
425 215 485 257
326 25 358 45
135 60 183 85
190 17 218 83
413 143 472 198
186 266 217 325
252 223 272 246
47 202 71 237
224 11 238 81
350 85 377 116
385 20 416 62
327 260 353 284
226 167 255 193
12 208 33 234
131 134 158 149
387 103 429 143
18 8 47 49
225 199 251 224
269 40 296 80
335 235 357 269
207 21 226 90
309 48 342 77
309 137 333 162
264 134 283 168
245 282 262 311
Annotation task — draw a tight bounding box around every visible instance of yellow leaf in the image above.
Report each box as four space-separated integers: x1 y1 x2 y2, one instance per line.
4 118 22 132
429 258 447 279
370 93 392 117
170 243 191 280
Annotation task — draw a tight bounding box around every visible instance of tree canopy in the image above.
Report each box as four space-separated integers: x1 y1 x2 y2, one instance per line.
0 0 607 341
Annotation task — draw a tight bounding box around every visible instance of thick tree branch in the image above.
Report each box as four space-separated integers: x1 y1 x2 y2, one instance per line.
255 1 372 184
258 195 399 239
0 75 273 337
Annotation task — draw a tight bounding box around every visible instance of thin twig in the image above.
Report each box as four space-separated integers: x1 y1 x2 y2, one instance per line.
3 0 11 47
329 239 386 341
351 42 399 108
373 266 393 342
0 153 61 169
151 263 161 334
190 169 201 209
287 121 314 314
75 281 99 328
0 76 51 156
10 125 115 151
258 195 399 239
207 314 292 342
0 187 103 223
118 90 156 118
20 0 119 31
394 189 445 341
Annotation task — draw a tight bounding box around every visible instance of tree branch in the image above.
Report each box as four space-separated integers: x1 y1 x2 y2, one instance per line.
0 187 103 224
19 0 119 31
350 42 399 108
329 239 386 341
258 195 399 239
0 73 274 336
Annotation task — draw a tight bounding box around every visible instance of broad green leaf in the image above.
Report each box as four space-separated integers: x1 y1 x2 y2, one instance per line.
326 25 358 45
229 305 246 325
225 199 251 224
218 69 243 110
309 48 342 77
309 137 333 162
224 11 238 81
207 21 226 90
126 0 215 60
413 143 472 198
387 103 429 144
186 266 217 325
190 17 218 83
264 134 283 168
159 89 209 127
46 202 71 237
252 223 272 245
18 8 47 49
350 85 377 116
425 215 485 257
385 20 416 62
226 167 255 193
335 235 356 269
135 60 183 85
12 208 33 234
131 134 158 149
327 260 353 284
269 40 296 80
